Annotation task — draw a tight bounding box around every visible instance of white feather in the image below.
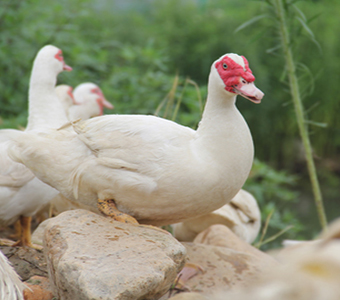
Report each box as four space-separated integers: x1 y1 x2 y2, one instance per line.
0 250 25 300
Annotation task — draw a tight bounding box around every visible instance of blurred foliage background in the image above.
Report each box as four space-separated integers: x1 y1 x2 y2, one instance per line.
0 0 339 249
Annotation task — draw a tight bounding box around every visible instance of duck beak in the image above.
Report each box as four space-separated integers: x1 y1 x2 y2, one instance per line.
63 64 73 72
102 98 114 109
233 81 264 104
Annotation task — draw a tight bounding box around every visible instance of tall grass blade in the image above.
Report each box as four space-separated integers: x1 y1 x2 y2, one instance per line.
255 208 274 248
187 79 203 113
154 73 179 117
171 78 188 121
258 225 294 247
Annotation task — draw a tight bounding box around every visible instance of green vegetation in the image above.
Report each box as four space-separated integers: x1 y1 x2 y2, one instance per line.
236 0 328 231
271 0 327 229
1 0 339 248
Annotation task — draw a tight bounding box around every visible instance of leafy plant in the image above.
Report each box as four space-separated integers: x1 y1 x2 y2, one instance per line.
236 0 327 229
272 0 327 229
244 159 305 249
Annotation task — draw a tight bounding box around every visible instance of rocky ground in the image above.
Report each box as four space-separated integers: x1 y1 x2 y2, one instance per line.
1 210 340 300
0 209 277 300
0 219 53 300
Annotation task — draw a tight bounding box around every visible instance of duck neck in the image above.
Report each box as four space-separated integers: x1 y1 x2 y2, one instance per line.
197 75 240 138
26 64 68 131
195 72 254 176
68 99 99 121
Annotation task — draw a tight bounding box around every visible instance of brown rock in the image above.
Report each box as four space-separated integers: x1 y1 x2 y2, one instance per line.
24 276 54 300
43 209 186 300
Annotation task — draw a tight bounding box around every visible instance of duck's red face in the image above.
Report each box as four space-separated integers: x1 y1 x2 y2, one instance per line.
54 50 73 72
91 87 114 115
67 86 78 105
215 55 263 103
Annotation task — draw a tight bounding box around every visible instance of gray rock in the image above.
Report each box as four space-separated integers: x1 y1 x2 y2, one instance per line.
32 218 51 246
194 224 278 265
43 209 186 300
211 236 340 300
181 242 275 294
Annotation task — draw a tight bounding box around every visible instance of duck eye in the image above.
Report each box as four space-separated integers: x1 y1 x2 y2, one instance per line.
223 63 228 70
242 79 247 84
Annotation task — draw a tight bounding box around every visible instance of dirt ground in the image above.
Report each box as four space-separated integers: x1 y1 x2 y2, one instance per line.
0 222 56 300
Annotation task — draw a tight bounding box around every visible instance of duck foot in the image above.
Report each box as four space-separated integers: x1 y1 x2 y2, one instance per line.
11 240 43 251
0 238 16 247
11 216 43 251
97 198 139 224
97 199 170 235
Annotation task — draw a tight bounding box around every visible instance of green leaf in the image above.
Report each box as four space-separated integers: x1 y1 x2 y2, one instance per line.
304 120 328 128
296 16 315 39
295 16 322 53
234 14 268 33
293 4 307 22
266 44 282 54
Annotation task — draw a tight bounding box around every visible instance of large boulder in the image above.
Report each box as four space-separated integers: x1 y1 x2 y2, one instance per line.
42 209 186 300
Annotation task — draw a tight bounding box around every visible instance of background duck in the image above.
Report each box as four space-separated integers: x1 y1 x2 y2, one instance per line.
0 45 72 248
56 83 114 121
171 189 261 243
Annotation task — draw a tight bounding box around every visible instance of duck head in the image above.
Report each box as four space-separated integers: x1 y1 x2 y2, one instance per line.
54 49 73 72
55 85 77 106
214 53 264 103
73 82 114 116
31 45 73 84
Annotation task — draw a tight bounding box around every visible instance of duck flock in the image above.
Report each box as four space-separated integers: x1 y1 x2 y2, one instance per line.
0 45 264 299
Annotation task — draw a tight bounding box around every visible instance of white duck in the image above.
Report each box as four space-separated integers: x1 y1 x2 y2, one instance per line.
0 250 26 300
0 45 72 248
8 53 264 226
69 82 114 120
55 84 77 113
171 189 261 243
55 83 113 121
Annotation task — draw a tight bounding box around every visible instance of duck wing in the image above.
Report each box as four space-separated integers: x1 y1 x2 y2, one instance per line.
73 114 196 172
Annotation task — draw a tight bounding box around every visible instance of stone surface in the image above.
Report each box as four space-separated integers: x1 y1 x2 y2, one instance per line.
24 275 54 300
1 246 48 281
209 218 340 300
181 241 275 294
194 224 277 265
168 292 207 300
43 209 186 300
